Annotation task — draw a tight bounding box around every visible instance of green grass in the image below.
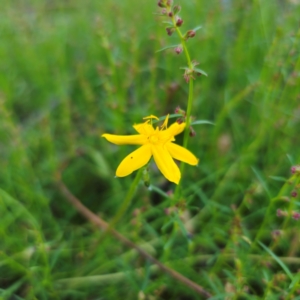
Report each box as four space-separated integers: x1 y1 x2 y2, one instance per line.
1 0 300 299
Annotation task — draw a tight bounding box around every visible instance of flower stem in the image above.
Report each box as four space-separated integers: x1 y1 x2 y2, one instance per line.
184 78 194 147
171 18 195 199
108 168 143 228
176 78 194 196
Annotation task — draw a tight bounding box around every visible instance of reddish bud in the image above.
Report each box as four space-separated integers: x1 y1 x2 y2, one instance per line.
166 27 175 36
291 165 300 174
166 0 173 6
187 30 196 38
176 118 184 124
174 46 182 54
291 166 297 174
168 11 173 17
158 0 165 8
175 106 180 114
176 17 183 27
183 69 195 83
292 211 300 220
291 190 298 198
175 106 186 116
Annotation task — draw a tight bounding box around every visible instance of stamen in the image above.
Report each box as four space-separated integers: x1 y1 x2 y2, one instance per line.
161 114 170 130
143 115 159 120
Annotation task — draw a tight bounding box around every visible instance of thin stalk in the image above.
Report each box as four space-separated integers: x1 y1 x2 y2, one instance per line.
170 16 195 199
175 79 194 198
174 27 192 68
106 168 143 230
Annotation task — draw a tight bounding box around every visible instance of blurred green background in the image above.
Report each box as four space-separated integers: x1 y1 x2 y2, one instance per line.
0 0 300 299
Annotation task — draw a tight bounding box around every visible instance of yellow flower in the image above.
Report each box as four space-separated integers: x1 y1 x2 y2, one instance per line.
102 115 199 184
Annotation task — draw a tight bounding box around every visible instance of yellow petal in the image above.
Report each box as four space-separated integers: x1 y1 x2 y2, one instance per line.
116 145 152 177
102 133 147 145
151 144 181 184
166 143 199 165
158 122 186 144
165 122 186 136
133 122 155 136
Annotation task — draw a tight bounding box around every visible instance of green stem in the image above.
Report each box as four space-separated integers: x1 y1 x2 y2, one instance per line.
175 79 194 198
171 17 195 200
103 168 143 234
175 29 192 68
184 78 194 147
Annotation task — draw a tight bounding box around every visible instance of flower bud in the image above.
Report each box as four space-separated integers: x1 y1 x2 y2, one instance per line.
174 46 183 54
183 69 195 83
291 165 300 174
185 30 196 39
175 106 186 116
292 211 300 220
166 27 175 36
158 0 166 8
173 5 181 14
176 17 183 27
291 190 298 198
176 118 184 124
168 11 173 17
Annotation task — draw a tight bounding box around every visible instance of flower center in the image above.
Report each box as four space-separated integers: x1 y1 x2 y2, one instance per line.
149 134 159 144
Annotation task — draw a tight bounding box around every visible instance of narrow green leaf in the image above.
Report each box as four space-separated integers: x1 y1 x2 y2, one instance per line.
289 272 300 289
174 213 188 237
194 68 208 77
269 176 288 183
193 25 202 31
162 21 174 25
84 147 111 178
191 120 214 126
258 241 294 281
156 45 178 53
161 218 175 232
148 185 170 199
286 153 295 165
